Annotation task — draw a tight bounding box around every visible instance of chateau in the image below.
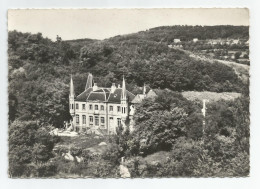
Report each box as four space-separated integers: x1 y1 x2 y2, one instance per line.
69 74 150 134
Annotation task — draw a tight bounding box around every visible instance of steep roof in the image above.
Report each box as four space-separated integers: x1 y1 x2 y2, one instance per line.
75 88 93 102
146 89 158 99
75 87 135 103
131 94 146 104
107 88 135 103
87 92 106 101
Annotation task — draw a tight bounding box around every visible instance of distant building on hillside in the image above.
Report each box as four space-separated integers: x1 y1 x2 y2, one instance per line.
193 38 198 42
207 39 223 45
69 74 147 134
174 39 181 43
232 39 240 45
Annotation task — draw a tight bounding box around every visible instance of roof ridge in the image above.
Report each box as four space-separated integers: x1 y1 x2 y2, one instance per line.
76 90 86 97
101 88 107 101
107 88 115 101
126 89 135 96
86 91 92 100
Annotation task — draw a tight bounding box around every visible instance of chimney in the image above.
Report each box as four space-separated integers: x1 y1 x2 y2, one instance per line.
111 83 116 93
93 83 98 91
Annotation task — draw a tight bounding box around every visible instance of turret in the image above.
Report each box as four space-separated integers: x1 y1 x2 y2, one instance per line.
85 73 93 90
121 76 128 119
69 75 75 116
121 76 127 101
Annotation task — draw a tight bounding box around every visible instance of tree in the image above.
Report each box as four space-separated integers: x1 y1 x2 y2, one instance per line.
234 51 242 59
9 121 58 177
132 91 192 155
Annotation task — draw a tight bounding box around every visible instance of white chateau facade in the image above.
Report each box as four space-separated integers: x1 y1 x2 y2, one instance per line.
69 73 151 134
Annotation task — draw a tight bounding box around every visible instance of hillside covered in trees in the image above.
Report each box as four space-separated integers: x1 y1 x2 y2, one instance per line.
104 25 249 43
8 25 249 177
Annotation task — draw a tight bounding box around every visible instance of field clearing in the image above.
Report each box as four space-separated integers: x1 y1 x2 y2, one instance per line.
182 91 241 102
171 47 249 83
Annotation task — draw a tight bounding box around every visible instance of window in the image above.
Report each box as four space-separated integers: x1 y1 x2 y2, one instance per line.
72 104 74 109
76 103 79 109
95 105 98 110
122 107 126 114
95 116 99 126
76 114 79 124
117 106 120 112
89 116 93 122
110 117 113 125
82 104 86 110
117 118 121 127
101 117 105 124
109 106 113 112
89 104 92 110
101 105 104 111
82 115 86 124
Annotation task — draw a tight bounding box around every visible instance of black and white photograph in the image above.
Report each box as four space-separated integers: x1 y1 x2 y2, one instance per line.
7 8 250 178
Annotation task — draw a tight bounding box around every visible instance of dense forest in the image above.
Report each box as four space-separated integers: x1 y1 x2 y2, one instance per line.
106 25 249 43
8 25 249 177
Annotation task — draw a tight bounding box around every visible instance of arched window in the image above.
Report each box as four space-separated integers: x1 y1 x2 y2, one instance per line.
95 116 99 126
117 118 121 127
101 117 105 124
82 115 86 124
76 114 79 124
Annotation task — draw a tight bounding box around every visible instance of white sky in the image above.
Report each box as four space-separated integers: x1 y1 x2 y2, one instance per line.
8 9 249 41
